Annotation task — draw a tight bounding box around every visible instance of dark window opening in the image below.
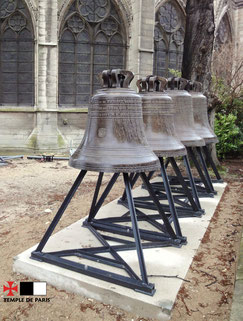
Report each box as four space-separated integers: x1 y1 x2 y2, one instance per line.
59 0 127 107
153 0 185 78
0 0 34 106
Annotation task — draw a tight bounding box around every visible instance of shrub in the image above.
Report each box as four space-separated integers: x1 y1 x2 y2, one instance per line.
214 113 243 159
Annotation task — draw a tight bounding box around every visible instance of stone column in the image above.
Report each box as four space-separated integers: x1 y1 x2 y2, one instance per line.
129 0 156 88
234 6 243 61
28 0 67 152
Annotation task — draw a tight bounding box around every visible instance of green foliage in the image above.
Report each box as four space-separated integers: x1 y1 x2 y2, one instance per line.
211 74 243 120
211 63 243 159
214 113 243 159
168 68 182 78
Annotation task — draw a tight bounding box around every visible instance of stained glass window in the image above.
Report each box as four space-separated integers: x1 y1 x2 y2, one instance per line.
59 0 126 107
153 0 185 77
0 0 34 106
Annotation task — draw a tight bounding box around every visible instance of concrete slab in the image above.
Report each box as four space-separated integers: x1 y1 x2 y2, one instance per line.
13 182 227 321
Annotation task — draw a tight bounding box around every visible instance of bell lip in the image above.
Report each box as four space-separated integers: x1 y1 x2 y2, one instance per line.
180 138 206 147
153 148 187 157
190 91 205 96
139 91 171 97
68 159 160 173
194 125 218 143
203 137 219 144
166 89 191 96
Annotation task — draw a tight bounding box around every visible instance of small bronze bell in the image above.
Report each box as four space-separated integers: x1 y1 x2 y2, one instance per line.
189 81 219 144
69 69 159 173
137 76 186 157
167 78 205 147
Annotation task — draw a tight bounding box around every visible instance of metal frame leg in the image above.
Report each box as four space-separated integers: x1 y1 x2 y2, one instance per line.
35 170 87 252
158 157 183 237
87 173 120 222
147 171 155 181
90 173 186 245
139 172 180 239
203 145 223 182
196 147 216 194
88 172 104 220
120 173 139 202
164 158 170 169
183 155 202 211
169 157 200 212
131 155 202 218
187 147 214 195
123 173 148 284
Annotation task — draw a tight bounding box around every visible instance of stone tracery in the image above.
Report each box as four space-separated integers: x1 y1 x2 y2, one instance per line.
59 0 126 107
0 0 17 18
153 0 185 77
0 0 34 106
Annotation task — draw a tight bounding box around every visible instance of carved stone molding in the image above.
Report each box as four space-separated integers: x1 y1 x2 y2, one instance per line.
233 0 243 8
155 0 186 14
215 11 233 44
215 0 228 22
24 0 38 20
113 0 133 32
58 0 132 37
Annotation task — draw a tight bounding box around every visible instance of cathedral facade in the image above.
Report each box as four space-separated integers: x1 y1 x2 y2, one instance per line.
0 0 242 152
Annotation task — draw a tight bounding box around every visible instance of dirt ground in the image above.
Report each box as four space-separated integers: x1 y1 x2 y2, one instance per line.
0 157 242 321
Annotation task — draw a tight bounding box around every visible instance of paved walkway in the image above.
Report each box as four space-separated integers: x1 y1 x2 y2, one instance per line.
230 229 243 321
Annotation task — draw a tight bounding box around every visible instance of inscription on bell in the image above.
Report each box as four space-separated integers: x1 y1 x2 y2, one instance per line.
69 69 159 173
98 128 106 138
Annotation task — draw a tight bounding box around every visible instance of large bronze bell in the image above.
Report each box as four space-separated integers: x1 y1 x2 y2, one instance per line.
167 78 205 147
189 81 219 144
135 76 203 218
69 69 159 173
137 76 186 157
32 69 183 297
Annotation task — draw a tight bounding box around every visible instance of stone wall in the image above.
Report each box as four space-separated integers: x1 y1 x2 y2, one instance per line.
233 4 243 58
0 0 242 153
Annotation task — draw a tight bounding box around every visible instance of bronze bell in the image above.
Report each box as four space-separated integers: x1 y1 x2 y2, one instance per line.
69 69 159 173
137 76 187 157
189 81 219 144
167 78 205 147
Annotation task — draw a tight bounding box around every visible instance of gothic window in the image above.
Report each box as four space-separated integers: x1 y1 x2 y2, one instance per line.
153 0 185 77
0 0 34 106
59 0 126 107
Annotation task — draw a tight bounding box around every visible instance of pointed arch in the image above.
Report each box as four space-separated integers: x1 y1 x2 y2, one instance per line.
153 0 185 77
0 0 35 106
58 0 127 107
58 0 131 44
155 0 186 15
215 12 233 46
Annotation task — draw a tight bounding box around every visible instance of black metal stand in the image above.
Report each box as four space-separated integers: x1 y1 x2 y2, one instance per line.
31 170 185 296
123 156 204 218
89 171 186 245
160 147 216 198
